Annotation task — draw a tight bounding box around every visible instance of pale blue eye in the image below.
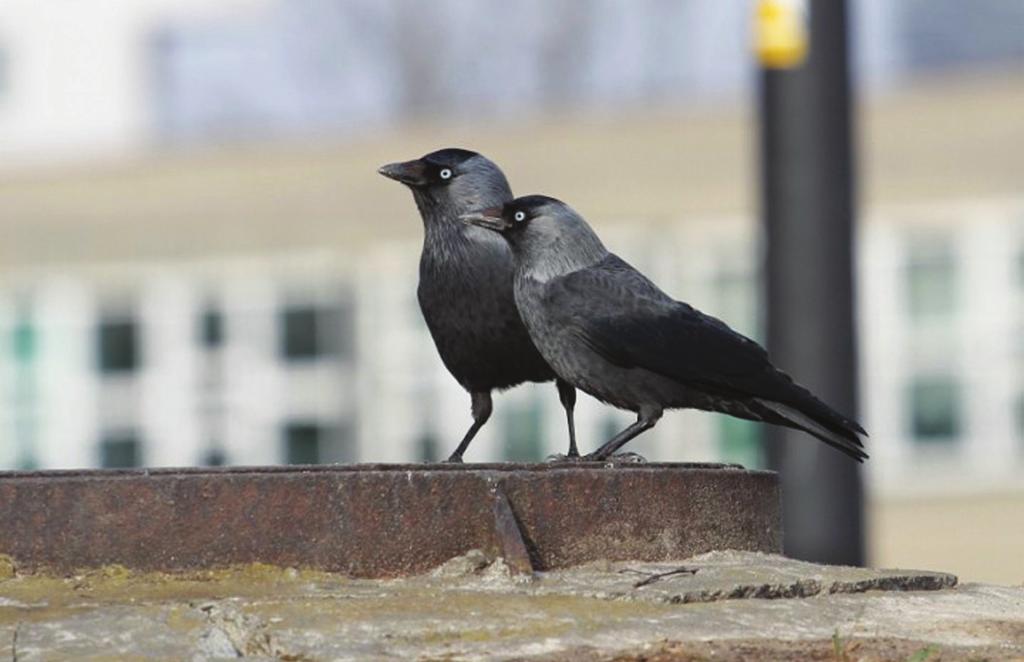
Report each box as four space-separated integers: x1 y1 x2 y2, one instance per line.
514 211 526 222
439 168 452 180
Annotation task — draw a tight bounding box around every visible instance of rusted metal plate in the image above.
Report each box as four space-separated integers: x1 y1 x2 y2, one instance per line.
0 463 780 577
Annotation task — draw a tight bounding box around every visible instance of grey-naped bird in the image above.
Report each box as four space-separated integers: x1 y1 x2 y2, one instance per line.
462 195 867 462
378 150 579 462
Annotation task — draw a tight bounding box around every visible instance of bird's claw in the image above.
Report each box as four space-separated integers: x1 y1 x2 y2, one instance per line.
545 453 583 464
580 451 648 464
610 452 648 463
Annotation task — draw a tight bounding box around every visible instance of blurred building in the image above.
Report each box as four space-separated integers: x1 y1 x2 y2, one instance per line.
5 0 1022 162
0 0 266 165
2 76 1023 483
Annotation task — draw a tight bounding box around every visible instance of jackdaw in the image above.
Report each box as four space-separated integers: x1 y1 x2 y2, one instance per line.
462 195 867 462
378 150 578 462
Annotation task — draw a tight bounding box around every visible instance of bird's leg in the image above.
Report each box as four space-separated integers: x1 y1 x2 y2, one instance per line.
445 391 493 463
584 407 663 461
556 379 579 458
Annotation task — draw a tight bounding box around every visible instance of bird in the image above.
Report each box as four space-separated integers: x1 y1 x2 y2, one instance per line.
378 149 579 462
461 195 868 462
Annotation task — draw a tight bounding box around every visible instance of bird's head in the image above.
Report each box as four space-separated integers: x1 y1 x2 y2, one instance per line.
460 195 607 278
378 148 512 217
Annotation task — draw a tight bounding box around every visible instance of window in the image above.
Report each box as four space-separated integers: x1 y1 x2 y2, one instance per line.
97 316 139 373
279 302 353 361
502 397 544 462
100 432 142 468
332 420 356 464
417 431 440 463
713 267 758 340
13 413 38 471
284 422 322 464
908 376 962 442
600 415 624 442
282 420 355 464
201 446 226 466
1014 393 1024 443
1017 250 1024 290
905 239 957 320
716 415 763 468
12 316 36 363
199 306 223 349
281 306 318 359
11 307 38 470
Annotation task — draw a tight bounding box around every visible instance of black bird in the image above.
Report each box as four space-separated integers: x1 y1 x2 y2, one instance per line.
378 150 579 462
462 195 867 462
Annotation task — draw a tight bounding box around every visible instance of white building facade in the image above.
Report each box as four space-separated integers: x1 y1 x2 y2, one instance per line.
3 197 1024 499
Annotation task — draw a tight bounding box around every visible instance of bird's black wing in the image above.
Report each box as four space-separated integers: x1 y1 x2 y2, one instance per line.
546 254 866 459
547 255 775 396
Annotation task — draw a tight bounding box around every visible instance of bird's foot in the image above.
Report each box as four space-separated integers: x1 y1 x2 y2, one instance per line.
580 451 648 464
443 454 465 464
606 451 648 464
545 453 583 464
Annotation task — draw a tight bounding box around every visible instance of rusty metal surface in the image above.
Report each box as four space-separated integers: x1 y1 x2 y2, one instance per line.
0 463 781 577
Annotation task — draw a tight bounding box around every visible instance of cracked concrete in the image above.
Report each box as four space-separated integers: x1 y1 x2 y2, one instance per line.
534 551 958 604
0 551 1021 660
194 601 314 659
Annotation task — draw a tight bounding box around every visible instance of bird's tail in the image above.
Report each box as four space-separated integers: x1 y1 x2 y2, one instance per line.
752 391 868 462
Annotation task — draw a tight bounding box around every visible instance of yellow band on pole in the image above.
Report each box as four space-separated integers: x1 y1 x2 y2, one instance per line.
755 0 809 69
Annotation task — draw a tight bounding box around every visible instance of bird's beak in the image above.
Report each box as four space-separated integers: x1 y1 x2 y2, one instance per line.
377 159 428 186
459 207 510 232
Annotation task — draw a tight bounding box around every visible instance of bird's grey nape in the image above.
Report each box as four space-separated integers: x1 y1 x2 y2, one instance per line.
512 209 609 282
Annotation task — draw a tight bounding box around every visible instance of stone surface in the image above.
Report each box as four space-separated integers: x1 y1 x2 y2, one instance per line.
0 557 14 581
539 551 958 604
2 551 1021 660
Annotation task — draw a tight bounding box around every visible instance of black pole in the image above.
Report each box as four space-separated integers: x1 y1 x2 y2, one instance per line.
758 0 864 565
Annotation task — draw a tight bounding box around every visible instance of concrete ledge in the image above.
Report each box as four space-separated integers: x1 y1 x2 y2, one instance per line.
0 463 780 576
0 550 996 660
